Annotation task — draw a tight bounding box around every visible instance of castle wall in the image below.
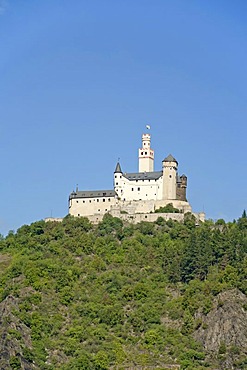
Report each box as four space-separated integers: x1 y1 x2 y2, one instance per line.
69 196 116 217
46 211 205 225
154 199 192 213
113 199 192 214
44 217 63 222
87 211 205 224
114 174 163 201
69 195 192 219
113 199 155 214
110 211 185 223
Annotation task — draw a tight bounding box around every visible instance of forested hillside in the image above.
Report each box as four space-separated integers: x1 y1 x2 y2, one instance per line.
0 213 247 370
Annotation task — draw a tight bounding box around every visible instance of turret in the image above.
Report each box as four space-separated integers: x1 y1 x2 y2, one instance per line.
114 161 123 199
138 133 154 172
162 154 178 200
176 174 187 201
114 162 122 174
180 174 187 187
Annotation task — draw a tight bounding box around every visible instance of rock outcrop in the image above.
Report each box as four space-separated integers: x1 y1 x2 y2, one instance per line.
194 289 247 369
0 295 35 369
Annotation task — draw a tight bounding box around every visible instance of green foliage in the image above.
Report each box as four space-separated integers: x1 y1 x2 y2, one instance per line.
215 218 226 226
94 351 109 369
218 342 227 354
9 356 21 370
155 203 180 213
22 347 34 362
0 213 246 369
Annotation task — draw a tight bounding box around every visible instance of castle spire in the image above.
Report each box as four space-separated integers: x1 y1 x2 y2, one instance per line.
114 161 122 173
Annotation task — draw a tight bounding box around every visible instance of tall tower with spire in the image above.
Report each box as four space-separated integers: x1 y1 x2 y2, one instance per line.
138 133 154 172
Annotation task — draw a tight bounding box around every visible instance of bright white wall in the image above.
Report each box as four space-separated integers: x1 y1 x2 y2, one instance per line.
114 173 163 201
69 196 116 217
163 162 177 200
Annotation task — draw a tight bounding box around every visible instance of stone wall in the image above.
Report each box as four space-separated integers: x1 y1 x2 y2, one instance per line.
45 211 205 225
87 210 205 224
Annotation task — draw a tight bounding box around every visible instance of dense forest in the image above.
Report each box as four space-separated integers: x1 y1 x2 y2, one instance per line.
0 212 247 369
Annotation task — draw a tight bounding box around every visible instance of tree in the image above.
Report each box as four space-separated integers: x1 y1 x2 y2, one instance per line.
155 203 180 213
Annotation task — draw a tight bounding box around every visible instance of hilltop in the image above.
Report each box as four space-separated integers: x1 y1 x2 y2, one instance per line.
0 213 247 369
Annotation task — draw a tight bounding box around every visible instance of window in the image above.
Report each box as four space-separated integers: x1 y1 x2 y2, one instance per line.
103 199 105 202
141 151 143 155
138 187 140 191
97 199 99 202
83 200 85 203
76 200 78 203
89 200 91 203
108 198 111 202
116 182 118 185
132 188 134 191
145 152 147 155
169 175 172 178
78 214 80 216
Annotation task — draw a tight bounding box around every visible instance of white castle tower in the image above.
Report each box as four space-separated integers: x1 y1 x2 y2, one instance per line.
162 154 178 200
138 133 154 172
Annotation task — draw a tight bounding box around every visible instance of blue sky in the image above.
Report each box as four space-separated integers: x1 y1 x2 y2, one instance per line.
0 0 246 234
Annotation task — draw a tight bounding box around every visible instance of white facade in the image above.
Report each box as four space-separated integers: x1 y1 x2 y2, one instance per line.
114 171 163 202
162 157 178 200
69 191 115 217
138 133 154 172
68 132 201 221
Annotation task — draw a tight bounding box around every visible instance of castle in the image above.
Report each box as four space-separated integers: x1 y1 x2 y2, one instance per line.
68 132 204 223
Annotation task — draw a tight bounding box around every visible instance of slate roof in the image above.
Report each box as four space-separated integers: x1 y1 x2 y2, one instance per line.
114 162 122 173
163 154 178 163
70 190 116 199
176 174 181 183
123 171 163 181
